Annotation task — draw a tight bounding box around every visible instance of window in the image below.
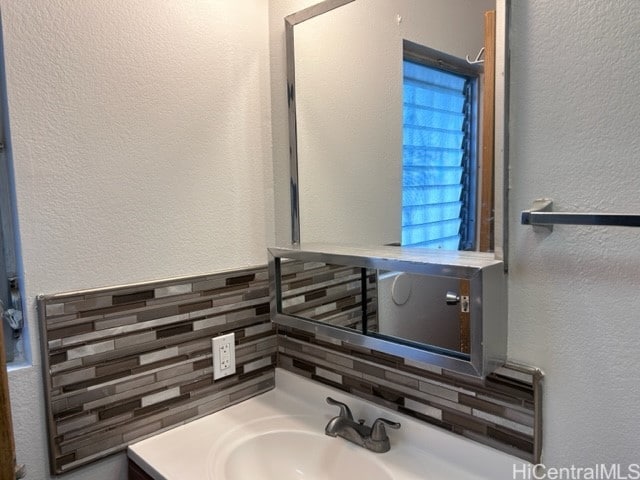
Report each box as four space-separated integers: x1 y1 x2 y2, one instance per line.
401 42 480 250
0 39 24 365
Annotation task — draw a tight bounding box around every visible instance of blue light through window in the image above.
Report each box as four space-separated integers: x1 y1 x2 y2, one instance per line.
402 59 477 250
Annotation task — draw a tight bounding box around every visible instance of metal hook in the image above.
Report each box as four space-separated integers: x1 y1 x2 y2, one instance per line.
466 47 485 65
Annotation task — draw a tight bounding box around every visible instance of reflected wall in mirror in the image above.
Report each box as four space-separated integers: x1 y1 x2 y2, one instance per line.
378 271 470 354
279 258 471 356
286 0 508 258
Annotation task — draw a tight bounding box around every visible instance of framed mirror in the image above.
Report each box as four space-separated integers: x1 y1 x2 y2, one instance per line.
269 244 507 377
286 0 509 262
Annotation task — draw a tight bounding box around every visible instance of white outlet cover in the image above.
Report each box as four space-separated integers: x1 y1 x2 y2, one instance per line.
212 333 236 380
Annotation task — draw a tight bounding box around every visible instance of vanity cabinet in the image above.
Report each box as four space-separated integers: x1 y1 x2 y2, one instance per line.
128 459 154 480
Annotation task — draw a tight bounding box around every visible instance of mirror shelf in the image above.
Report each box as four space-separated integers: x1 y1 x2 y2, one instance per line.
269 244 507 377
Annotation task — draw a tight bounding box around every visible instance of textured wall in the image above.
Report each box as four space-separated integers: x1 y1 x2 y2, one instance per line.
508 0 640 465
2 1 273 478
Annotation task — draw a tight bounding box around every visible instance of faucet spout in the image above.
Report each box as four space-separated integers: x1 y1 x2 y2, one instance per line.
323 397 400 453
325 415 369 441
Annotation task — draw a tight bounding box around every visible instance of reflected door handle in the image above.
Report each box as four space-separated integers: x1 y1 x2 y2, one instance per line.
445 291 460 305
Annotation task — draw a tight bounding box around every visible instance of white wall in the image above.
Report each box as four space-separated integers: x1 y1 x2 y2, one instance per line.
508 0 640 465
378 272 460 350
3 1 273 478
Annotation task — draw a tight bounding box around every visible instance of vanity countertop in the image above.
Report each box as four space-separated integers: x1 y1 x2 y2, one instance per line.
128 369 527 480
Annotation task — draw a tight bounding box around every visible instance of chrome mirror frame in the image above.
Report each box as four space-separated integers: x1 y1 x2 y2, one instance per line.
285 0 510 269
269 244 507 378
285 0 356 244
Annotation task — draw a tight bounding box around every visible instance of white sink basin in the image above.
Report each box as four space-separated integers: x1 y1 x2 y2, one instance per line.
128 369 528 480
212 418 393 480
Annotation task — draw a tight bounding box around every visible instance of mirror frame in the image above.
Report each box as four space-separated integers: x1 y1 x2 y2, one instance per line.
285 0 510 268
269 244 507 377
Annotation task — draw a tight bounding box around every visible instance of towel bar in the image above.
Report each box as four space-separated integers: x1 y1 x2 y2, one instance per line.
521 199 640 231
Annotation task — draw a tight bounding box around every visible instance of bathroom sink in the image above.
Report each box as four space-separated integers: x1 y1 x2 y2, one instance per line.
128 369 527 480
211 426 393 480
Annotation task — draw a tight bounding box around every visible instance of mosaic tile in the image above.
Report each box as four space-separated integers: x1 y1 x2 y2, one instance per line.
315 367 343 384
242 356 273 374
404 397 443 420
38 265 277 474
154 284 192 298
277 325 542 464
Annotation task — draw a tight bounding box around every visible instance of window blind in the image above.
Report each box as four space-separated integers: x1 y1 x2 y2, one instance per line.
401 59 476 250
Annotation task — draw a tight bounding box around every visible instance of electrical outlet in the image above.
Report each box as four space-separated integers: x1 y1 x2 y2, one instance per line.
212 333 236 380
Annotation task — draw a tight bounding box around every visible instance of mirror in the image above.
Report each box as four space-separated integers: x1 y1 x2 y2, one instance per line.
279 260 470 356
286 0 508 260
270 244 507 377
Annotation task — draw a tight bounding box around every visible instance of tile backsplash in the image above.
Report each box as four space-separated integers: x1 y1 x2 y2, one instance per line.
277 326 542 463
38 262 542 474
38 267 276 474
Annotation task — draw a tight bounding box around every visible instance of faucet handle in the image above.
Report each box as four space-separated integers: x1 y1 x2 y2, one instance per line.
371 418 401 441
326 397 354 420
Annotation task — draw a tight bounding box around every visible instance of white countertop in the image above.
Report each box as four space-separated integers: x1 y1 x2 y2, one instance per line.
128 369 527 480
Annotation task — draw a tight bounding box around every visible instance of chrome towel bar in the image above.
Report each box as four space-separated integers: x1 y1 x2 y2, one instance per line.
521 199 640 231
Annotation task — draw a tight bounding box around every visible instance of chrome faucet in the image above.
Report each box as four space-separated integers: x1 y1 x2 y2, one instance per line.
324 397 400 453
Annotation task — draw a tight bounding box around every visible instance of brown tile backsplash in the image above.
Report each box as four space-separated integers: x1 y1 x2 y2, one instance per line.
38 267 276 474
39 262 542 474
276 326 542 463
